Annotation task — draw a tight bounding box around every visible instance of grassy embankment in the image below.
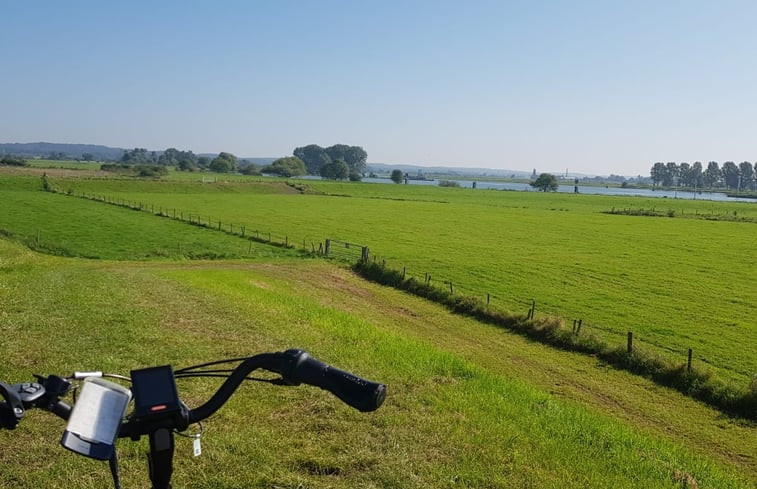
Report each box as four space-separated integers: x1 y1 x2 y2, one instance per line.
0 239 754 488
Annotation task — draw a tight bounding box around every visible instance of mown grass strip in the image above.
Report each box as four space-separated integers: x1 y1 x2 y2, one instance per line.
353 260 757 420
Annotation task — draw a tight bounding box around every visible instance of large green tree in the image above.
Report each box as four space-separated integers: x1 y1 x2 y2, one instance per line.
530 173 558 192
664 162 678 187
265 156 306 177
703 161 720 188
650 162 667 187
721 161 739 189
739 161 754 191
121 148 153 164
209 152 237 173
690 161 703 188
320 159 350 180
158 148 197 169
390 169 404 184
294 144 332 174
293 144 367 175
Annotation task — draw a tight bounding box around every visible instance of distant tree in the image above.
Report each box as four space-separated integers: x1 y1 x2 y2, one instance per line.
197 156 211 168
343 146 368 174
530 173 558 192
664 162 678 187
390 169 404 184
121 148 151 164
294 144 332 174
294 144 367 175
678 162 691 187
239 163 261 175
348 171 362 182
320 159 350 180
690 161 703 189
721 161 740 190
209 152 237 173
159 148 197 169
703 161 720 188
325 144 367 174
739 161 754 191
265 156 306 177
650 162 667 188
178 159 199 172
81 153 95 162
0 155 26 166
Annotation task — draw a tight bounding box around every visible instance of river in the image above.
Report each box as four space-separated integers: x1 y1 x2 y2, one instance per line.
355 177 756 203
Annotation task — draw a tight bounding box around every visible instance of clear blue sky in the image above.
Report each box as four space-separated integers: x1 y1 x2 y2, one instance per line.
2 1 756 176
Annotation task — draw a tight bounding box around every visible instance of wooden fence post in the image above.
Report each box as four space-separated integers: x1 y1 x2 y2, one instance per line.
449 282 454 294
627 332 633 353
361 246 369 263
687 348 693 372
325 239 331 255
402 266 406 280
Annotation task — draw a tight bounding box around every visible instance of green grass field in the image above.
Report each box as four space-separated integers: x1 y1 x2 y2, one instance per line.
42 171 757 389
1 166 756 487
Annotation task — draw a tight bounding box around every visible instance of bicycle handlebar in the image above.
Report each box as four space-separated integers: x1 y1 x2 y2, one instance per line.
0 349 386 432
0 349 386 489
183 349 385 426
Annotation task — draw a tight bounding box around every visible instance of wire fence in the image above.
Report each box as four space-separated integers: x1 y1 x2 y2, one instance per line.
46 182 370 262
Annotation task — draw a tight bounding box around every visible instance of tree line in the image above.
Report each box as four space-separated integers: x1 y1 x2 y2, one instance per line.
650 161 757 191
118 144 368 180
293 144 367 180
1 143 368 180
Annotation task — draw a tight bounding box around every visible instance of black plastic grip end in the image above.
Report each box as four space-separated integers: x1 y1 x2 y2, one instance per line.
282 350 386 412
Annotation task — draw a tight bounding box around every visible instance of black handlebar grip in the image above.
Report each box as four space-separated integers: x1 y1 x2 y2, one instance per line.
283 350 386 412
